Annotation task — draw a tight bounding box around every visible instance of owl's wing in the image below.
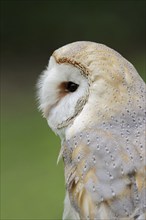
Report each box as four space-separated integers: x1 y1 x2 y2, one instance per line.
63 114 146 219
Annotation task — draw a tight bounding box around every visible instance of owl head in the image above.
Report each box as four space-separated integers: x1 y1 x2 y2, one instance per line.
37 41 144 139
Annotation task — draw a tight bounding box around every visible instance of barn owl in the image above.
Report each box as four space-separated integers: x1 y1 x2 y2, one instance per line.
37 41 146 220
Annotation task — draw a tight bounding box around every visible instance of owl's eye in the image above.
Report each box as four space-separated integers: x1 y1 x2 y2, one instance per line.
66 81 79 92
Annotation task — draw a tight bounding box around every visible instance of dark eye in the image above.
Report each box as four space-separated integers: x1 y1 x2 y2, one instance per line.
66 81 79 92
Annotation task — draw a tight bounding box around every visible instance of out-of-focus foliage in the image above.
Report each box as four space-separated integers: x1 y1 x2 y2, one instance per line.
1 0 145 219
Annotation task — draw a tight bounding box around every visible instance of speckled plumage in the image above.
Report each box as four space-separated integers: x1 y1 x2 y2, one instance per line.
37 41 146 220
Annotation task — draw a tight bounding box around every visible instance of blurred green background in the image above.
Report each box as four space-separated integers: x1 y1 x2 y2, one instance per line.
1 0 145 219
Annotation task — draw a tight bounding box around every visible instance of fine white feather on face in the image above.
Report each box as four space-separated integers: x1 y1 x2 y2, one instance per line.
37 56 89 136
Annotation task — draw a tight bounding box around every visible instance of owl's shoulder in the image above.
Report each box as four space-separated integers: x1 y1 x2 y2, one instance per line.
62 111 145 218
